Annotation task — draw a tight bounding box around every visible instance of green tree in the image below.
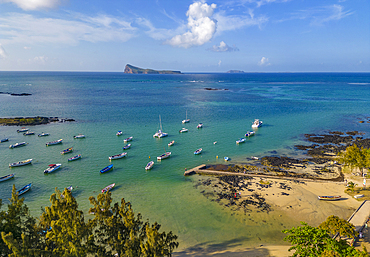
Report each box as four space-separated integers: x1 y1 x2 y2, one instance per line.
319 215 357 239
337 144 370 177
346 181 357 193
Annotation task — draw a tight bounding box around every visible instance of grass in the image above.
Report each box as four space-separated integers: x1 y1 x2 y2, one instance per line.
345 187 370 201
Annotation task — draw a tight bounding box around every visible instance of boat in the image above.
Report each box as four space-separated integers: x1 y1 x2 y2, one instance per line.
145 161 154 170
38 132 49 137
100 164 113 173
1 138 9 143
109 152 127 160
123 136 133 142
317 195 341 201
9 159 33 167
68 154 81 161
17 183 32 196
122 144 131 150
60 147 73 154
74 134 85 139
23 131 35 136
194 148 202 155
197 123 203 128
252 119 263 128
213 141 217 144
157 152 171 160
179 128 188 133
0 173 15 182
245 131 255 137
168 140 175 146
9 142 27 148
182 111 190 123
116 131 123 136
153 115 168 138
17 127 29 133
46 139 63 146
61 185 73 198
236 138 246 144
251 156 259 160
354 194 364 199
44 163 62 174
102 183 115 193
224 157 230 161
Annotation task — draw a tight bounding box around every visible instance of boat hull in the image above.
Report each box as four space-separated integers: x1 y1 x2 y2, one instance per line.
18 183 32 196
0 173 15 182
157 152 171 160
9 159 33 167
68 154 81 161
102 183 115 193
318 195 341 201
100 164 113 173
44 164 62 174
145 161 154 170
109 152 127 160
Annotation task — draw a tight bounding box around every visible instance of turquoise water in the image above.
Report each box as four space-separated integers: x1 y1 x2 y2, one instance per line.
1 72 370 251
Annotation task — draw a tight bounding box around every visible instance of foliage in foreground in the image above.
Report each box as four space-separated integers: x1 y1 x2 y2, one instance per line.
0 186 178 257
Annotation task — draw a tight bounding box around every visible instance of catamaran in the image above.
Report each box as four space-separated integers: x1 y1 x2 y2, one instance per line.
153 115 168 138
252 119 263 128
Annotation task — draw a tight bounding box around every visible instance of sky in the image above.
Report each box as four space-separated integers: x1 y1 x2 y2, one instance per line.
0 0 369 72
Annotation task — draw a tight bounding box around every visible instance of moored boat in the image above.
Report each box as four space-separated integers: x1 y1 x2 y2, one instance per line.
1 138 9 143
60 147 73 154
116 131 123 136
38 132 50 137
194 148 202 155
74 134 85 139
0 173 15 182
317 195 341 201
236 138 246 144
9 159 33 167
252 119 263 128
145 161 154 170
182 111 190 123
100 164 113 173
224 157 230 161
122 144 131 150
44 163 62 174
168 140 175 146
23 131 35 136
9 142 27 148
109 152 127 160
179 128 188 133
153 115 168 138
68 154 81 161
245 131 255 137
123 136 133 142
46 139 63 146
102 183 115 193
157 152 171 160
197 123 203 128
17 183 32 196
17 127 29 133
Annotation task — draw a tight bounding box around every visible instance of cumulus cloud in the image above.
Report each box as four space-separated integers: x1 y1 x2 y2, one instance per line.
258 57 271 66
0 44 7 59
208 41 239 52
1 0 64 11
166 1 217 48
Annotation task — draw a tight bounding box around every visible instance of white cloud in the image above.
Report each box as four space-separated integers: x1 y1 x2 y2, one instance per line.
218 60 222 66
33 55 48 64
258 57 271 66
136 17 186 40
24 46 31 50
166 1 217 48
213 11 268 33
208 41 239 52
1 0 64 11
0 44 7 59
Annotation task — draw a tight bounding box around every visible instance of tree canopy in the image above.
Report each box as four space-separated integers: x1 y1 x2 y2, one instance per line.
337 144 370 176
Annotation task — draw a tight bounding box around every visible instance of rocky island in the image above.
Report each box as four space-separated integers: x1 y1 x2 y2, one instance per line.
0 117 75 126
124 64 182 74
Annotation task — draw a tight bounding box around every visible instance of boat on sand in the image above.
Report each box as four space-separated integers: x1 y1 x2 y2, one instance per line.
317 195 341 201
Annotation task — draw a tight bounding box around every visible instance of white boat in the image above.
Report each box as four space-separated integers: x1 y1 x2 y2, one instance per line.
213 141 217 144
74 134 85 139
1 138 9 143
157 152 171 160
168 140 175 146
182 110 190 123
354 194 364 199
197 123 203 128
23 131 34 136
9 142 27 148
145 161 154 170
46 139 63 146
153 115 168 138
236 138 246 144
224 157 230 161
9 159 33 167
123 136 133 142
194 148 202 155
122 144 131 150
116 131 123 136
252 119 263 128
109 152 127 160
17 127 29 133
179 128 188 133
44 163 62 174
38 132 49 137
0 173 15 182
245 131 255 137
102 183 115 193
68 154 81 161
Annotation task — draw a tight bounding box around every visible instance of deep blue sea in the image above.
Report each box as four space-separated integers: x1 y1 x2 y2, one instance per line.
0 72 369 251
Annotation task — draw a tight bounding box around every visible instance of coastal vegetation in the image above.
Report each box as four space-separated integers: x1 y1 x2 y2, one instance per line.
0 186 178 256
337 144 370 177
0 117 75 126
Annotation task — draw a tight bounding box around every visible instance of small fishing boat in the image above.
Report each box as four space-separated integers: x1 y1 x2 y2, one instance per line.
38 132 49 137
1 138 9 143
251 156 259 160
17 127 29 133
44 163 62 174
74 134 85 139
60 147 73 154
100 164 113 173
9 142 27 148
145 161 154 170
109 152 127 160
17 183 32 196
213 141 217 144
317 195 341 201
0 173 15 182
123 136 133 142
182 111 190 123
224 157 230 161
122 143 131 150
245 131 255 137
168 140 175 146
23 131 35 136
9 159 33 167
252 119 263 128
46 139 63 146
236 138 246 144
179 128 188 133
197 123 203 128
68 154 81 161
153 115 168 138
157 152 171 160
116 131 123 136
194 148 202 155
354 194 364 199
102 183 115 193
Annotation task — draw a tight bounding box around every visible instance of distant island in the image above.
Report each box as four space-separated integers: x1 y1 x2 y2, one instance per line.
226 70 245 73
0 117 75 126
124 64 182 74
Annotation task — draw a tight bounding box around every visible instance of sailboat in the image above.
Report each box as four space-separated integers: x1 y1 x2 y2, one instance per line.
182 110 190 123
153 115 168 138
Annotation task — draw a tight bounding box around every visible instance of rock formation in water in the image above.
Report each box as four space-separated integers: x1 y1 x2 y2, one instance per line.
124 64 181 74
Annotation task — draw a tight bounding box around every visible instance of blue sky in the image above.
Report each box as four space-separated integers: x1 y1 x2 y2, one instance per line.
0 0 369 72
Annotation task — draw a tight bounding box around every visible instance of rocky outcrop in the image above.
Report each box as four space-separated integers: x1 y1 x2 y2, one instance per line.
124 64 181 74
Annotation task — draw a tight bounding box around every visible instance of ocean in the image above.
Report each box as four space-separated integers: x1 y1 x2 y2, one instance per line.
0 72 369 251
